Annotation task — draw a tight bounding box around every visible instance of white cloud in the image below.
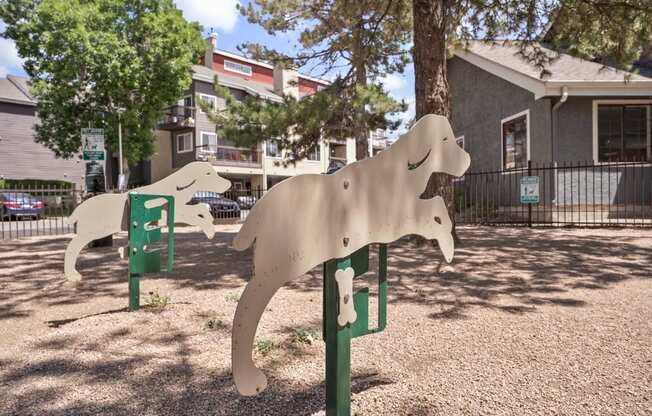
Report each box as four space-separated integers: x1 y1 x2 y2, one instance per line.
175 0 240 33
0 22 25 77
378 73 407 93
388 96 415 140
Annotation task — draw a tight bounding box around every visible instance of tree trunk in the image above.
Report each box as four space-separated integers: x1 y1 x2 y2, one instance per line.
352 19 369 161
412 0 458 240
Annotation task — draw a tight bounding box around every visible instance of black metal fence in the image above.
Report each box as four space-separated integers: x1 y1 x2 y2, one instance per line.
200 188 265 222
453 160 652 227
0 185 268 240
0 185 81 239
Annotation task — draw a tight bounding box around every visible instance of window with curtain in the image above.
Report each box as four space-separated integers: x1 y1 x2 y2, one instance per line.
502 114 528 169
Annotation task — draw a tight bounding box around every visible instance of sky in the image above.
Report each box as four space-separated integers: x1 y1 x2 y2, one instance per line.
0 0 415 135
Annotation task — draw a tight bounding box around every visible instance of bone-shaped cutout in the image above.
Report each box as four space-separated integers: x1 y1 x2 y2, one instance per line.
335 267 357 327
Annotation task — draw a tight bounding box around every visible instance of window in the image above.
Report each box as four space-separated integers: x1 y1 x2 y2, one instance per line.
456 135 465 150
266 139 281 158
595 102 651 162
198 94 217 113
224 59 253 76
307 145 320 161
176 133 193 153
501 110 529 170
198 131 217 155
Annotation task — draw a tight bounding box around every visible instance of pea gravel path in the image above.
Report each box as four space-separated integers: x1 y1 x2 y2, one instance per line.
0 225 650 415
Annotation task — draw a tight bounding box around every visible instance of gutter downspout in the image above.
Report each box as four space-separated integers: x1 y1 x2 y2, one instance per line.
551 86 569 162
551 86 568 206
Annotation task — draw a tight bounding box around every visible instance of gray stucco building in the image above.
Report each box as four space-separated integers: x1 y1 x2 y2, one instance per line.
448 41 652 172
448 42 651 216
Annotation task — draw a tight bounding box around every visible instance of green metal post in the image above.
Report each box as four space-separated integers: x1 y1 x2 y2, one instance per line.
324 256 353 416
323 244 388 416
129 273 140 311
127 193 175 311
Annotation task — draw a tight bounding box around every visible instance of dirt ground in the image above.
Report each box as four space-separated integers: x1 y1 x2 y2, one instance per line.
0 225 650 416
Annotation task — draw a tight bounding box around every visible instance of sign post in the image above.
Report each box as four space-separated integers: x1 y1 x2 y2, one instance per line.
323 244 387 416
520 164 539 228
127 193 175 310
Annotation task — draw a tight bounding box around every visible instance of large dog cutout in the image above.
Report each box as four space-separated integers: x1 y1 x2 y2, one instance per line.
64 162 231 281
231 115 471 396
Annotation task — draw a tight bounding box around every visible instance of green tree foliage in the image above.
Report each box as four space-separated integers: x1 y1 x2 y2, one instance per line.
204 75 404 164
217 0 412 160
414 0 652 119
543 1 652 71
0 0 205 162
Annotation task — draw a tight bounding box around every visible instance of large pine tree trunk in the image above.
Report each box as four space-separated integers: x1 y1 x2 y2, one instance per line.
412 0 458 240
352 20 369 160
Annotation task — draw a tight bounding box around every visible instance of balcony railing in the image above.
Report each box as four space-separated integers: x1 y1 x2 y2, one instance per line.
158 105 196 130
196 145 262 168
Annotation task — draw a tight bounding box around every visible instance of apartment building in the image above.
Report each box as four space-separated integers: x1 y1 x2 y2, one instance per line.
151 34 357 191
0 75 84 186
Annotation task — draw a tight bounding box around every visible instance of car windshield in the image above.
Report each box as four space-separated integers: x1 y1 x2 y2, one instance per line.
2 193 34 201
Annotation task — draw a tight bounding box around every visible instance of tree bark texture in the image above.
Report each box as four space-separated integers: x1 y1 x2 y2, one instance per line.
412 0 457 238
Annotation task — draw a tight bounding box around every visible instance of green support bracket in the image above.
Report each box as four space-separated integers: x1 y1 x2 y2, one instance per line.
127 193 175 311
323 243 388 416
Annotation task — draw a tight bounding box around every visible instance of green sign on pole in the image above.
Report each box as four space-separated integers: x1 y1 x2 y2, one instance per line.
82 128 105 161
128 193 175 310
323 244 388 416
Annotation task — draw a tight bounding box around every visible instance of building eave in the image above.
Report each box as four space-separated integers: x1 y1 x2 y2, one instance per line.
0 97 36 107
454 49 548 99
215 49 330 86
454 48 652 100
543 81 652 97
192 71 283 103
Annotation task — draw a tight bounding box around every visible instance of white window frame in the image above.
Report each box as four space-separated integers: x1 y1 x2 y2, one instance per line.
176 132 193 154
224 59 253 76
178 94 192 107
500 109 530 172
307 144 321 162
592 99 652 164
455 135 465 150
197 93 217 114
198 131 217 151
265 139 282 159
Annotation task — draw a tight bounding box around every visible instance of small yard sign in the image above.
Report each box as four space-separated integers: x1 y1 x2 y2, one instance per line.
82 128 105 161
520 176 539 204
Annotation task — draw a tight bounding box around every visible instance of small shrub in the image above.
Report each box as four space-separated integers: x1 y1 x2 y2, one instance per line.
224 293 240 303
254 340 277 356
144 290 170 311
206 317 226 330
291 328 317 345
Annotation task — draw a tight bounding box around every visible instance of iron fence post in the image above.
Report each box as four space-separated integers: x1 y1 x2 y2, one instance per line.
527 160 533 228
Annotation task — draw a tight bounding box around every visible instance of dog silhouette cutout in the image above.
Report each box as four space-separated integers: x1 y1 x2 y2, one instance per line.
231 114 471 396
64 162 231 281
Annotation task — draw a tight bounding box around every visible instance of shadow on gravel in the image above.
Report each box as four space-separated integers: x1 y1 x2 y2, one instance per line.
388 227 650 320
0 230 248 322
0 324 391 416
2 226 650 325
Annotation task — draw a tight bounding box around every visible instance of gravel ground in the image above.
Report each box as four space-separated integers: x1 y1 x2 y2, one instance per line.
0 225 650 415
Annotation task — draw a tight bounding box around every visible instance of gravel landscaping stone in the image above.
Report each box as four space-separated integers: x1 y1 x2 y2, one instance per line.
0 225 650 415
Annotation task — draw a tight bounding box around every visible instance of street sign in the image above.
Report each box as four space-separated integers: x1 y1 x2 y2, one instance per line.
82 128 105 161
520 176 539 204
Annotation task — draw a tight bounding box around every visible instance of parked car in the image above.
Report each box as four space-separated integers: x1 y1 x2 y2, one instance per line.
236 194 257 210
190 191 240 219
0 192 44 220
